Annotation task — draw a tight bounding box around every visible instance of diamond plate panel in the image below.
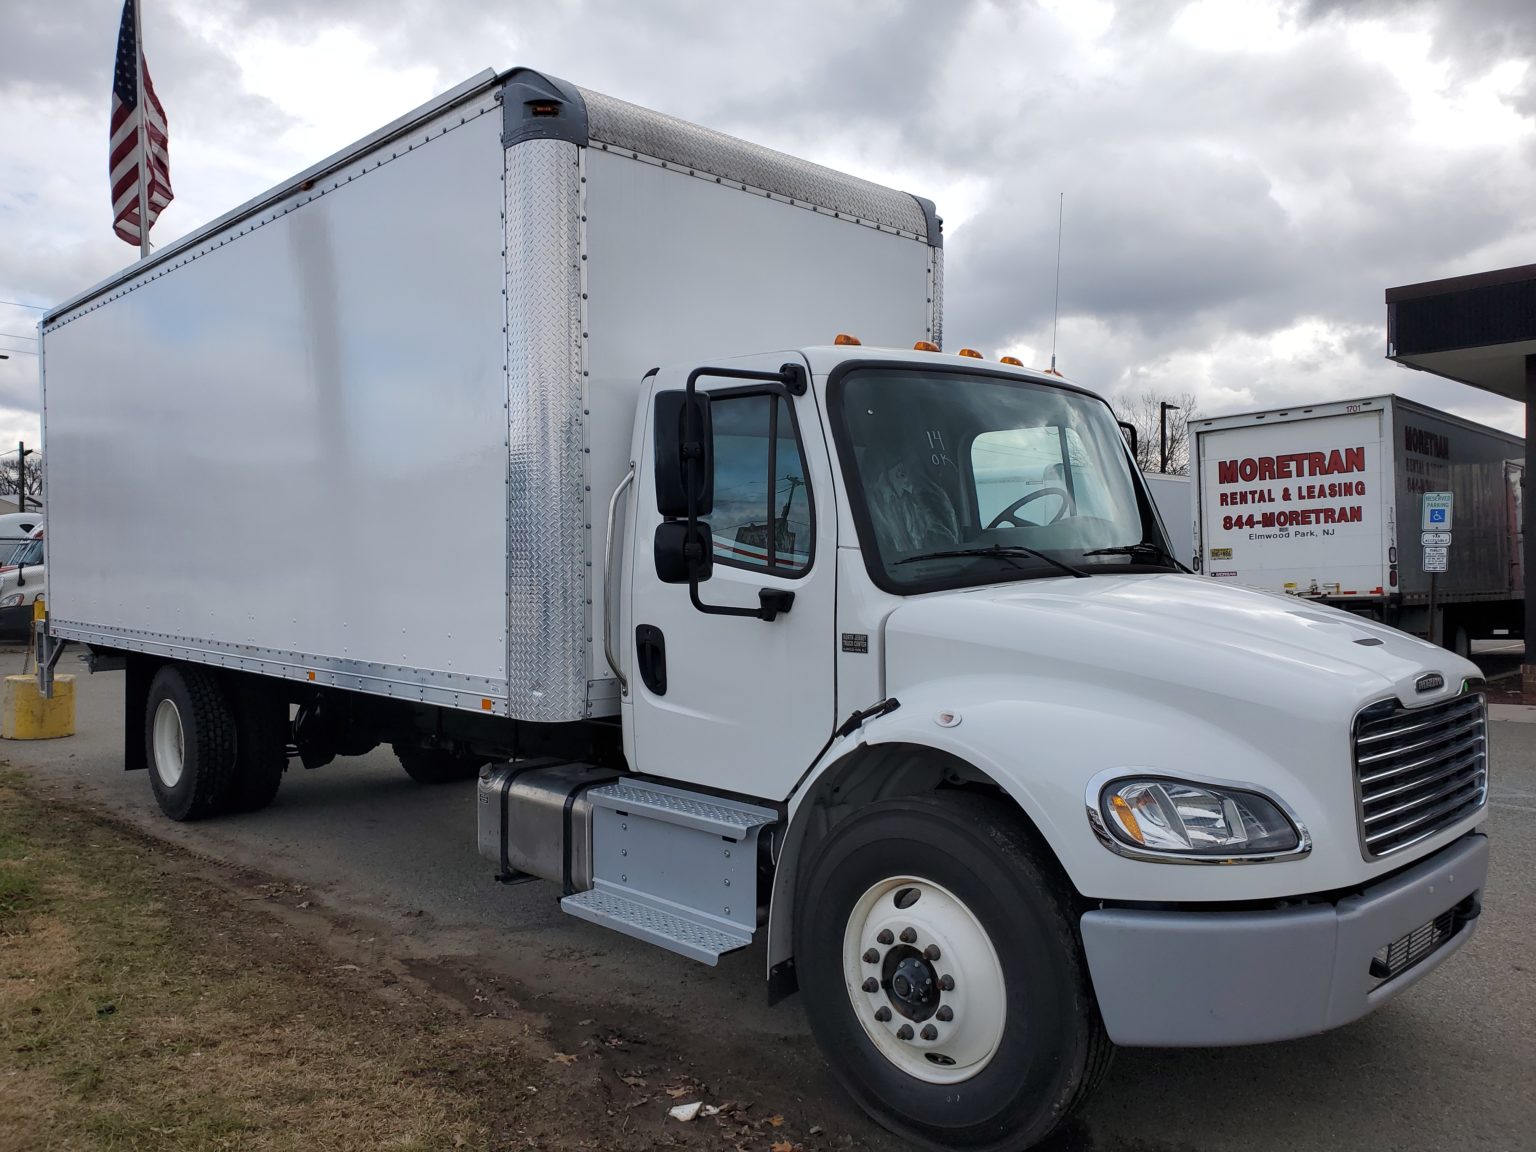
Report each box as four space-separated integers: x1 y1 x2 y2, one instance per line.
505 138 588 722
562 888 751 964
929 246 944 349
588 781 776 834
579 86 929 238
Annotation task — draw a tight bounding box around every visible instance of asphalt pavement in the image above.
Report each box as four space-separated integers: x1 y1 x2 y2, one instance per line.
6 651 1534 1151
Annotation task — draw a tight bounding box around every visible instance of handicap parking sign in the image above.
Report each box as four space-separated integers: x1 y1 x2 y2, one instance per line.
1421 492 1453 532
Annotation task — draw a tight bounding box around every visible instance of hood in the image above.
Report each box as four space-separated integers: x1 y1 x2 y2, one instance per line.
883 573 1479 720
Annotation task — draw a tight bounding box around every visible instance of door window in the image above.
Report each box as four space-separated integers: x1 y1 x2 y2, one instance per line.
709 393 813 575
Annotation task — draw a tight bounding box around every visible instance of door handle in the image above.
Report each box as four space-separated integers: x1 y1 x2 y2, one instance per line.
635 624 667 696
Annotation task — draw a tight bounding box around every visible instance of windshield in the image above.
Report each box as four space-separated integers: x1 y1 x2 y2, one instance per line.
8 538 42 568
832 367 1166 591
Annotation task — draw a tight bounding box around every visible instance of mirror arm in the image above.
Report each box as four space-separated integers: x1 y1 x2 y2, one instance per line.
682 361 807 622
1118 419 1138 459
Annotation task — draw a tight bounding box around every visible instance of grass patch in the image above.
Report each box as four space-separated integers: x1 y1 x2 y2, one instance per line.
0 779 488 1151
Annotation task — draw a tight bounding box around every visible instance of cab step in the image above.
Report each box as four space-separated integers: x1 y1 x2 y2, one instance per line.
558 781 777 965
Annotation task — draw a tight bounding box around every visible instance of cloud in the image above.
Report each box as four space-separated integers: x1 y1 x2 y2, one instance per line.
1 0 1532 451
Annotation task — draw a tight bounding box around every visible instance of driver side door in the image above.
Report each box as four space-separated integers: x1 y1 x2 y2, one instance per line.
624 354 837 800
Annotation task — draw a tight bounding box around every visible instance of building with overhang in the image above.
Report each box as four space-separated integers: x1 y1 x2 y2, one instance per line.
1386 263 1536 687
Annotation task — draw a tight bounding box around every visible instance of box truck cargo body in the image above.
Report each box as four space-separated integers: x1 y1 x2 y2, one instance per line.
39 69 1492 1152
1192 395 1522 651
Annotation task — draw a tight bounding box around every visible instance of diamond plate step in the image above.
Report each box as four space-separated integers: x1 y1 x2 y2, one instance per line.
586 781 777 841
561 886 752 965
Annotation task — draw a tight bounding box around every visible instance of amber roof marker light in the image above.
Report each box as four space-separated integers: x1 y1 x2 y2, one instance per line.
913 341 940 352
834 333 862 346
999 356 1023 366
957 348 983 359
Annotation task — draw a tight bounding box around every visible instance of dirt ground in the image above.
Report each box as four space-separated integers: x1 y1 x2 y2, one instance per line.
0 772 865 1152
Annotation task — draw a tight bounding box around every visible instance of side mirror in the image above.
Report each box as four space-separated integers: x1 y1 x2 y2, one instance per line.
654 390 713 518
654 520 713 584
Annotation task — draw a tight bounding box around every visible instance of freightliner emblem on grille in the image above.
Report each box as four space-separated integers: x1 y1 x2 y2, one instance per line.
1416 673 1445 693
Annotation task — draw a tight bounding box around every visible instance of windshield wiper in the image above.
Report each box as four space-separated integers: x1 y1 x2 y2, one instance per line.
896 545 1090 579
1081 541 1187 571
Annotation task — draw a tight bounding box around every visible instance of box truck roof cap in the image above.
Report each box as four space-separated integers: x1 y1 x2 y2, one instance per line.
46 66 941 327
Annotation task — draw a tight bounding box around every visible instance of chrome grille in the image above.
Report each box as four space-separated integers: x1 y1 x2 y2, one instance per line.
1352 692 1487 859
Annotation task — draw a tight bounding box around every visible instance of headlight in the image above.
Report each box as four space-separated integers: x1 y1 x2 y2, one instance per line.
0 593 23 608
1092 777 1305 860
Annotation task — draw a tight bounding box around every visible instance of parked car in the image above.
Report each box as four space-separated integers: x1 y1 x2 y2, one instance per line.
0 525 43 642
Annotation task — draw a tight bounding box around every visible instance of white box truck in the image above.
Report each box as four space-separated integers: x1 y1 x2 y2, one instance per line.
1192 395 1523 653
38 69 1491 1152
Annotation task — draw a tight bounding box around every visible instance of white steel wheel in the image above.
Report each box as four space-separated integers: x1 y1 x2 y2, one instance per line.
842 875 1006 1085
152 698 186 788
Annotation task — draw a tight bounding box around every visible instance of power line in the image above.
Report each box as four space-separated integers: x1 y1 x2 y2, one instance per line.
0 300 47 312
0 332 38 342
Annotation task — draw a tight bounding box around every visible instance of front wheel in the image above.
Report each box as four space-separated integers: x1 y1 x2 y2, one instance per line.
794 792 1110 1151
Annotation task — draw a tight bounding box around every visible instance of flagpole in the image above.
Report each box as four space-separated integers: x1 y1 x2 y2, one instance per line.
134 0 149 259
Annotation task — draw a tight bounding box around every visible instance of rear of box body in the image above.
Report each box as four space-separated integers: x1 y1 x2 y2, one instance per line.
41 70 939 723
1193 395 1523 603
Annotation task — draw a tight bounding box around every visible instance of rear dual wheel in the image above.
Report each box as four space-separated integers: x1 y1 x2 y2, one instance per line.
145 665 286 820
795 792 1111 1152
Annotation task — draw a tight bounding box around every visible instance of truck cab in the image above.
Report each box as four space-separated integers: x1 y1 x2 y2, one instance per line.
585 341 1487 1146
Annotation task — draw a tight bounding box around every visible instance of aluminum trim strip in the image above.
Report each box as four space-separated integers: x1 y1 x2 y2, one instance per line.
504 138 589 722
49 621 508 712
577 86 929 239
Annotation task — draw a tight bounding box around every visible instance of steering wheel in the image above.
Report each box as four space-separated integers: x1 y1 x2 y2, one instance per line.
986 487 1072 529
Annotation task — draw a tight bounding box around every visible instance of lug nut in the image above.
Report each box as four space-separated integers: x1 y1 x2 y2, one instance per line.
937 1006 953 1022
900 927 917 944
924 944 941 961
875 1006 891 1022
921 1024 937 1041
939 974 955 991
862 978 879 993
877 929 894 945
863 948 879 964
897 1024 914 1041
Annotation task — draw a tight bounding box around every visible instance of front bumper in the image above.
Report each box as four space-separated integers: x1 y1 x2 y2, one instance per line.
0 603 32 643
1080 832 1487 1047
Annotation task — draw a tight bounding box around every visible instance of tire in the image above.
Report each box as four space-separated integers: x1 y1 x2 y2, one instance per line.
145 665 238 822
392 744 483 785
794 792 1111 1152
223 677 288 814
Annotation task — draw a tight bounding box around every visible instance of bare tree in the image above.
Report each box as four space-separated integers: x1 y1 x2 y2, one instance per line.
0 451 43 509
1113 391 1200 475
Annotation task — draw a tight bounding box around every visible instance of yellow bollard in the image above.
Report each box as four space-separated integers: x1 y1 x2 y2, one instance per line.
1 674 76 740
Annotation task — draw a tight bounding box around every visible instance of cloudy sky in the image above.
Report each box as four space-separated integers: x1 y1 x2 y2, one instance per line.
2 0 1533 456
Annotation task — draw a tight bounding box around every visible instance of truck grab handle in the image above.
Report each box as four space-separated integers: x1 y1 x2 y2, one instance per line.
604 466 636 694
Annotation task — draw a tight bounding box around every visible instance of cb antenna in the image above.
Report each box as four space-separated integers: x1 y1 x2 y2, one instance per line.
1050 192 1064 374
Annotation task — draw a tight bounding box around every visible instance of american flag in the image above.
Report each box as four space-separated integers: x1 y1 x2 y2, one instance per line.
110 0 173 248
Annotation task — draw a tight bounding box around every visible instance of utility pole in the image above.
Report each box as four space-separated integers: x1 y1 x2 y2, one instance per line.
15 441 33 512
1159 402 1181 473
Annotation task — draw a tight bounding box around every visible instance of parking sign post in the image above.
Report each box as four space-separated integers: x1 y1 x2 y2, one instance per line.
1422 492 1453 646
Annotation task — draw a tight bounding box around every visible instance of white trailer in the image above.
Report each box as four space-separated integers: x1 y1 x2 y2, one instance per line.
1143 473 1194 569
40 69 1492 1152
1192 395 1523 652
